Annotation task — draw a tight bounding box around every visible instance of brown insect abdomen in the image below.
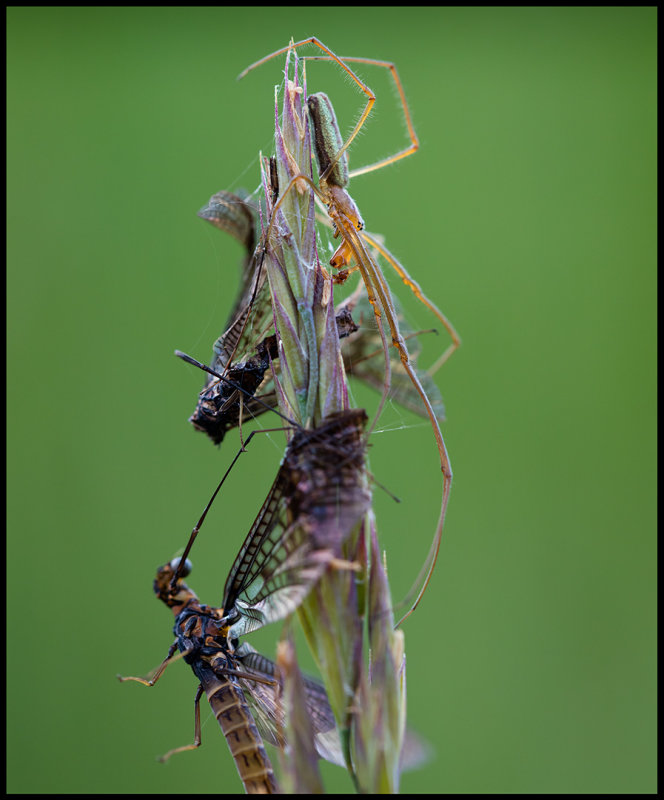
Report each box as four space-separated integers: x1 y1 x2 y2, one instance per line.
203 671 278 794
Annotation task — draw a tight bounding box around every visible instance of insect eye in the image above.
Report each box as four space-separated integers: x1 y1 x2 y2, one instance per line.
169 557 193 577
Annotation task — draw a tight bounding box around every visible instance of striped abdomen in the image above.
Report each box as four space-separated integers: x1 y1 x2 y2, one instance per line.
194 661 277 794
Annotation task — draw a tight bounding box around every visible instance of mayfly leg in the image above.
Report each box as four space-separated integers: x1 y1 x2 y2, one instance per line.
157 685 204 763
117 641 185 686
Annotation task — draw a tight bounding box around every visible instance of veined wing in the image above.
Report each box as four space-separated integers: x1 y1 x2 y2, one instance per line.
198 190 274 372
198 189 257 253
341 291 446 423
222 409 370 638
209 249 273 373
234 643 429 772
234 642 344 767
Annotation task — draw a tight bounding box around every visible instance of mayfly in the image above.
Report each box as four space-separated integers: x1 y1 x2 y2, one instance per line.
119 408 370 793
239 38 460 622
186 188 443 446
119 559 343 793
180 310 358 446
182 294 443 447
184 176 362 445
186 188 274 444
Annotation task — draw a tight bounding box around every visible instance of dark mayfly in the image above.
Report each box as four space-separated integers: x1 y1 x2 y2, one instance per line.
180 312 359 446
185 181 363 446
119 409 371 793
184 178 357 444
185 187 443 445
185 188 275 444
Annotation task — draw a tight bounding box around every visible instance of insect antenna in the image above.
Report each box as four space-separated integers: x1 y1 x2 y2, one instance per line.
174 349 298 429
171 425 294 585
366 471 401 505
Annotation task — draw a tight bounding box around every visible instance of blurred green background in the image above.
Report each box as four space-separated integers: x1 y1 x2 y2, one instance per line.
7 7 656 794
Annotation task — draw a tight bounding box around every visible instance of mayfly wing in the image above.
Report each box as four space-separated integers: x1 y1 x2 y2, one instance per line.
198 188 256 257
234 642 345 767
235 643 428 771
340 291 446 423
208 247 271 374
189 189 276 443
200 153 281 369
222 408 370 639
197 188 274 370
